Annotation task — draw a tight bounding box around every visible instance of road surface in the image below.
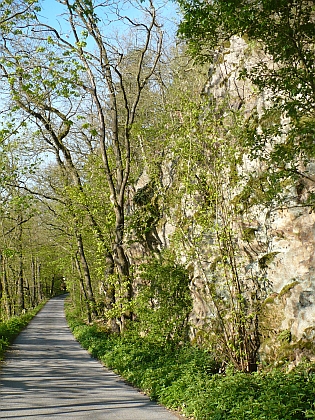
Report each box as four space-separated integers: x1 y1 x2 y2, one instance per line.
0 295 181 419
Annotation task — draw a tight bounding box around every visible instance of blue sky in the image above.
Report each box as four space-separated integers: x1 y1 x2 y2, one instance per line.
38 0 180 36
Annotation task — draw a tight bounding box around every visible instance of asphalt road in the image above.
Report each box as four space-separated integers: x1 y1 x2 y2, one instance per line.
0 295 181 419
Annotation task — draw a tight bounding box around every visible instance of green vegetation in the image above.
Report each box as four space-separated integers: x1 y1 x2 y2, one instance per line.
67 306 315 420
177 0 315 202
1 1 315 411
0 301 46 361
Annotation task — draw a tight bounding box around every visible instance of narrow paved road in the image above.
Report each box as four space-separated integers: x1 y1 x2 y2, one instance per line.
0 295 181 419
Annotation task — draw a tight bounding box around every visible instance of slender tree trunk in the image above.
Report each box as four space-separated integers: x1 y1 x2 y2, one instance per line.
17 217 25 314
114 208 130 281
75 255 92 323
37 260 43 301
103 251 120 332
30 256 36 306
76 231 98 318
50 274 55 297
1 255 12 318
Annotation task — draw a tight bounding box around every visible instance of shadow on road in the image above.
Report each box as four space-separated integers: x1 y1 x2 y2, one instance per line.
0 295 180 420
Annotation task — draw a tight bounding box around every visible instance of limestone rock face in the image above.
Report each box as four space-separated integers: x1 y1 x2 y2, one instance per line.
203 36 315 361
268 207 315 339
204 36 272 117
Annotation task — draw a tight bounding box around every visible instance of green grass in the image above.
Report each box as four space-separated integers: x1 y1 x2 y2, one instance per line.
0 302 47 361
66 310 315 420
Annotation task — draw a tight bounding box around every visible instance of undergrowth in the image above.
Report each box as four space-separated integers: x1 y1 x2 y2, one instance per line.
66 308 315 420
0 302 46 361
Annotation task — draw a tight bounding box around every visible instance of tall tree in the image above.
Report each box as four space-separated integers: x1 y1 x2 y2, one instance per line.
60 0 163 324
0 0 165 328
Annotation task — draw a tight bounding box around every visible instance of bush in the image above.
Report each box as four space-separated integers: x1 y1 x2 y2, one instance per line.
133 257 193 345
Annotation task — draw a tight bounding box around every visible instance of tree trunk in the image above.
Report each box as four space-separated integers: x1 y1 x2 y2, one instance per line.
114 206 133 331
76 231 98 318
103 251 120 332
75 255 92 323
16 218 25 314
30 256 36 306
1 255 12 318
50 275 55 297
37 260 43 301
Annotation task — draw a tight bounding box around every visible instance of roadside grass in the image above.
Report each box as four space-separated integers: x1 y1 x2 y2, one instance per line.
66 310 315 420
0 302 47 361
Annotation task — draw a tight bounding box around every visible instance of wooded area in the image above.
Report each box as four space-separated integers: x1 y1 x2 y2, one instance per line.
1 0 315 374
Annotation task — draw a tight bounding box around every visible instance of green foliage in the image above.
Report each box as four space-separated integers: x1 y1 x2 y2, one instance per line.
66 306 315 420
133 255 192 344
278 329 292 344
258 252 279 270
177 0 315 204
0 0 39 33
0 301 46 360
278 281 299 298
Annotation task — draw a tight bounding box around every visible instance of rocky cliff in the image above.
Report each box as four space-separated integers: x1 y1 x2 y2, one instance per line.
130 36 315 368
206 37 315 365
